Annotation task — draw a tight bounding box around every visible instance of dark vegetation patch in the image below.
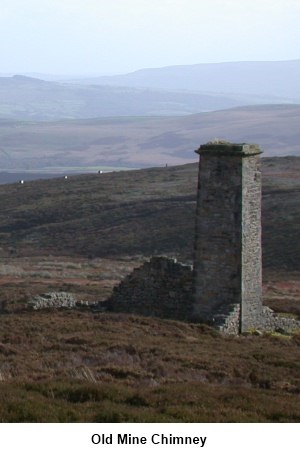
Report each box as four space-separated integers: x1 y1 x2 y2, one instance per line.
0 312 299 422
0 157 299 270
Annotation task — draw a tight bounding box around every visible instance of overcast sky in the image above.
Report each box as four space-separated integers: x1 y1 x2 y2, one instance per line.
1 0 299 75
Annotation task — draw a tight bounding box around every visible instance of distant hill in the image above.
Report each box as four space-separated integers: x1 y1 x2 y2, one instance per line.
0 74 274 121
0 105 299 171
74 60 300 102
0 157 298 272
1 60 300 121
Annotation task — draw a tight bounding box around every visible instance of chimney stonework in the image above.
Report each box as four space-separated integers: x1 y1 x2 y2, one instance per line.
193 142 263 332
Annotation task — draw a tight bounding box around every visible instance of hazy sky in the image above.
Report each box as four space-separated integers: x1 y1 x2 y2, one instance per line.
1 0 299 75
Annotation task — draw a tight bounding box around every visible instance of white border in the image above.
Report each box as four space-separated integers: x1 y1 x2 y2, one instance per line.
0 423 297 453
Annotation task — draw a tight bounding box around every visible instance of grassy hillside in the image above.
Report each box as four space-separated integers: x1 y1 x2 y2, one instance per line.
0 105 299 170
0 156 298 272
0 312 299 422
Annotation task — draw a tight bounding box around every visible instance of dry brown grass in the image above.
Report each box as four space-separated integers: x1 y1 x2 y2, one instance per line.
0 310 299 422
0 256 141 306
263 271 300 319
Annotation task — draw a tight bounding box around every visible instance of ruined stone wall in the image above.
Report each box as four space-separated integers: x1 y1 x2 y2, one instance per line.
29 292 77 310
260 307 300 333
105 256 194 321
214 304 241 335
28 292 92 310
103 256 300 334
103 255 241 334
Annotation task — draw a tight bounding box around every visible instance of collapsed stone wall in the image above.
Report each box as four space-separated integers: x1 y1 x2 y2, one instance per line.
29 292 77 310
28 292 91 310
7 260 297 335
104 255 244 334
261 307 300 333
104 256 300 334
104 256 194 321
212 304 241 335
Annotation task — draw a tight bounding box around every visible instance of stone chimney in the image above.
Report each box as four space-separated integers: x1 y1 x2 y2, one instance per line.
193 141 263 333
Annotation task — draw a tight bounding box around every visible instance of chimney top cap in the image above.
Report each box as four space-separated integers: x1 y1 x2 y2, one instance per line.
195 140 262 156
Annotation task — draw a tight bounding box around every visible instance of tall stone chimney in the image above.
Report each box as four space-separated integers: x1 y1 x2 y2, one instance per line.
193 141 263 333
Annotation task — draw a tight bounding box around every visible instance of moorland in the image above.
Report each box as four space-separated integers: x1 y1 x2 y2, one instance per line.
0 104 299 173
0 155 299 422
